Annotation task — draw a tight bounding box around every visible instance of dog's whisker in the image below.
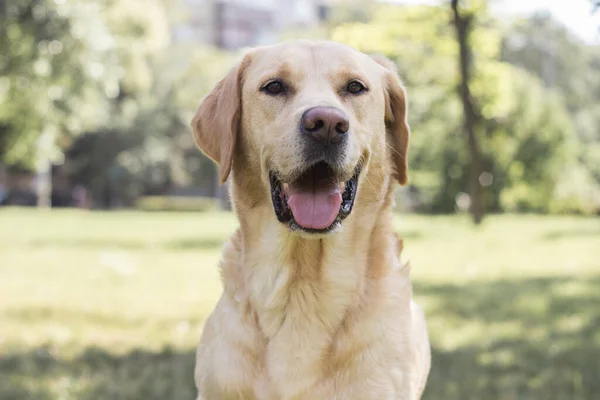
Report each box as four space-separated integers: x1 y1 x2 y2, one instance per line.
385 142 406 160
363 174 377 193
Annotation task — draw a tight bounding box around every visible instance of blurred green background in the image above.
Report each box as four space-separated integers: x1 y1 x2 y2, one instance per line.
1 0 599 399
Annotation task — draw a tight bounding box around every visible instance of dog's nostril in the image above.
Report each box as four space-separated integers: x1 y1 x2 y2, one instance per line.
335 120 349 134
306 119 325 132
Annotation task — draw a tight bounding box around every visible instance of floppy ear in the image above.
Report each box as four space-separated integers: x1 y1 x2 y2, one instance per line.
371 55 411 185
190 55 251 184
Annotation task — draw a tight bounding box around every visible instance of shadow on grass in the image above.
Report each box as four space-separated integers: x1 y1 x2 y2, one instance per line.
165 238 226 250
541 227 600 241
0 346 197 400
1 276 598 400
28 237 226 250
418 276 600 400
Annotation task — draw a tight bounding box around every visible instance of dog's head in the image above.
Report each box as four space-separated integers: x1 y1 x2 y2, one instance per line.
192 40 410 236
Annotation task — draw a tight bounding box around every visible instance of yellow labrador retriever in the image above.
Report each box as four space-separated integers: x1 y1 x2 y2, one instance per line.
191 40 430 400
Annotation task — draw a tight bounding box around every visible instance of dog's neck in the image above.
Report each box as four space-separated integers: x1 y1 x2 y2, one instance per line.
227 174 399 329
221 176 399 393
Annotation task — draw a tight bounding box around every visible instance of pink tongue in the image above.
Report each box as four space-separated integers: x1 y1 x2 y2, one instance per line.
287 175 342 230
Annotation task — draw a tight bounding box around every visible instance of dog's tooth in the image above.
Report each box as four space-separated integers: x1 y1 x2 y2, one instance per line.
342 202 351 214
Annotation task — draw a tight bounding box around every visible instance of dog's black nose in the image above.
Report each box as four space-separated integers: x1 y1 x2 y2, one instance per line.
301 107 349 145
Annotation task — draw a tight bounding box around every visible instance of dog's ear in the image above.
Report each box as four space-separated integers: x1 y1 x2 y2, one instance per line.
371 55 410 185
191 54 251 184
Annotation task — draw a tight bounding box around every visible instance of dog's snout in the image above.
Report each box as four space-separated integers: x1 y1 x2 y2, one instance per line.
301 107 349 145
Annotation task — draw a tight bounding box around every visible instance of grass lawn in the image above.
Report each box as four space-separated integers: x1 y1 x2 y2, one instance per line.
1 208 599 399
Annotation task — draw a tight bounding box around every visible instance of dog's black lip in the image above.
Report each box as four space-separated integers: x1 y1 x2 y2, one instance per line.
269 172 293 224
269 162 361 233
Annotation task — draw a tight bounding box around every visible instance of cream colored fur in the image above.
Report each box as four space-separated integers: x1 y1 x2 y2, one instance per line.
191 40 431 400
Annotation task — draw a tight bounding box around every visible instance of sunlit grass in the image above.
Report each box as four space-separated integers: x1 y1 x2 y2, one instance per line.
1 208 599 399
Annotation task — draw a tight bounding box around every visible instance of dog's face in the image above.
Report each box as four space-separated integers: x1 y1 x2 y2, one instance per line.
192 41 410 236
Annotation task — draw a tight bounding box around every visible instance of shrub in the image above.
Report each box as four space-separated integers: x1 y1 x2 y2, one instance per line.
136 196 217 212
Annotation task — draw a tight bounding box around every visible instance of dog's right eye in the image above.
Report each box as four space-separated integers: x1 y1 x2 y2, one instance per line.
261 80 286 95
345 80 367 95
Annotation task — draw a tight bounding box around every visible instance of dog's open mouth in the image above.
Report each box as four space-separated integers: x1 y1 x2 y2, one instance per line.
270 162 361 233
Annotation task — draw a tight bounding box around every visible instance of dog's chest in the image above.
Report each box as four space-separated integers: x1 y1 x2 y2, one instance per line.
196 244 416 399
196 288 413 400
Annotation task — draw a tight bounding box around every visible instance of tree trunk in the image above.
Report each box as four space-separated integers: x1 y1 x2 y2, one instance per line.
36 130 54 209
451 0 484 224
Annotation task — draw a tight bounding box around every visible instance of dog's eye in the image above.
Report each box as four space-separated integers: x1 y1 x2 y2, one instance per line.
346 80 367 95
261 80 286 95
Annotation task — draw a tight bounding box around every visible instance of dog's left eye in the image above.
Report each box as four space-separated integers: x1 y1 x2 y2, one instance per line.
261 80 286 95
346 80 367 95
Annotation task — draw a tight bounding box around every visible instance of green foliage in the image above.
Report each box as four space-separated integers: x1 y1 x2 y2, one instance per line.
550 163 600 214
332 4 588 214
64 44 236 207
491 68 576 212
0 0 173 168
136 196 217 212
501 13 600 212
0 0 237 207
0 0 221 204
0 0 119 168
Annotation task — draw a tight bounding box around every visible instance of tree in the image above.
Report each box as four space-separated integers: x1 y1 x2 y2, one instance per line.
0 0 211 207
331 3 580 215
501 13 600 213
450 0 485 224
65 39 235 208
0 0 119 170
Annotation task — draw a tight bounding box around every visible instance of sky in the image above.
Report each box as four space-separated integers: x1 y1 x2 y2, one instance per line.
393 0 600 44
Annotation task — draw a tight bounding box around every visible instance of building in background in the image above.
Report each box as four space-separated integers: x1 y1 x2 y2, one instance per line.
173 0 330 49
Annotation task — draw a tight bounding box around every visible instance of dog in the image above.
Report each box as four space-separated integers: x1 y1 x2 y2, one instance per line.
190 40 431 400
